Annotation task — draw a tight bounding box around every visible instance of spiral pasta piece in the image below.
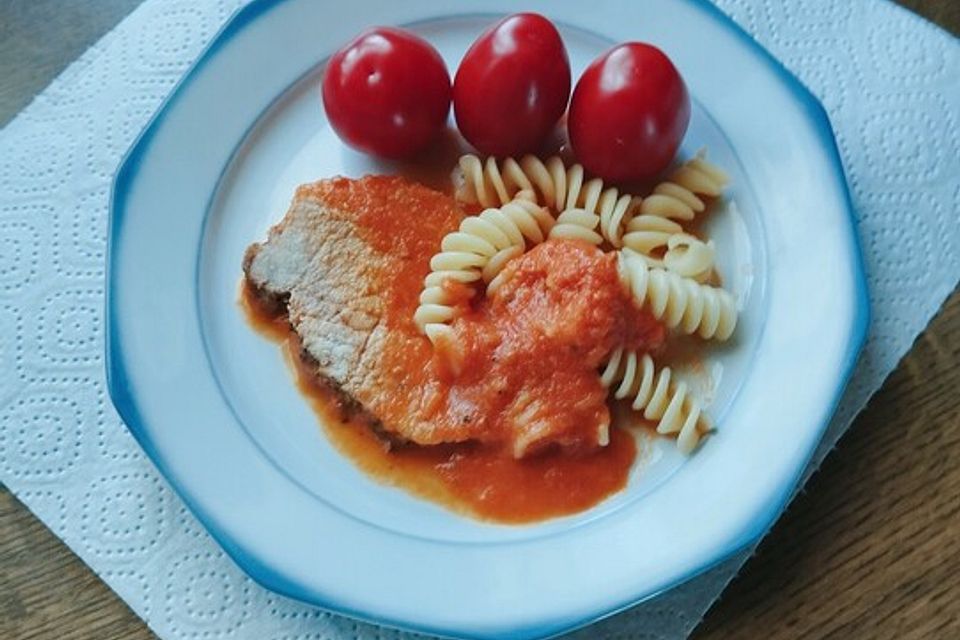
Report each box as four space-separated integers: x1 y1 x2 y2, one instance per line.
637 152 730 222
617 232 715 282
455 154 572 210
458 153 721 280
620 154 727 279
662 233 717 281
552 153 726 252
458 153 637 248
600 348 711 454
617 248 737 341
620 220 717 280
549 209 604 245
553 172 639 249
414 198 554 341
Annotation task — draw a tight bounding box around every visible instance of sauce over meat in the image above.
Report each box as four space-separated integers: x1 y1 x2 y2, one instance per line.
244 173 668 522
430 240 666 457
244 282 641 523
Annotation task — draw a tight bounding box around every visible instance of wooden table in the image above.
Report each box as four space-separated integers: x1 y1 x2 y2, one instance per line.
1 2 957 638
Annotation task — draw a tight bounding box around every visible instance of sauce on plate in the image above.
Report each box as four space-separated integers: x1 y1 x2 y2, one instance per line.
242 283 638 523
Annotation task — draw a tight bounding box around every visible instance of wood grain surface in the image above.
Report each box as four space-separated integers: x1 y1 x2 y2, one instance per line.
1 2 957 639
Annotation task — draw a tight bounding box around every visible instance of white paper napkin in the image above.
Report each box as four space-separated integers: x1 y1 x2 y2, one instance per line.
1 0 957 638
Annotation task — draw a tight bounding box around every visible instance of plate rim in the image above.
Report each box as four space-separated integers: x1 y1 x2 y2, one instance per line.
106 0 870 638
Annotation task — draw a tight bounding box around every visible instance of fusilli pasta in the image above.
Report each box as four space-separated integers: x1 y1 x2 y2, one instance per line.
456 153 722 280
636 154 729 222
556 170 639 249
662 233 716 280
458 153 640 246
617 248 737 341
549 208 604 245
414 197 554 342
600 348 710 454
456 154 572 210
618 216 716 280
594 153 727 277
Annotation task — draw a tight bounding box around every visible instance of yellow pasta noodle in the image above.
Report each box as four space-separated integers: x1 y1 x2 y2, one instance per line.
662 233 717 280
456 154 637 246
549 208 604 245
414 197 554 342
619 216 714 280
553 172 638 249
456 153 722 280
617 248 737 341
455 154 572 209
636 153 730 222
600 348 710 454
610 153 729 277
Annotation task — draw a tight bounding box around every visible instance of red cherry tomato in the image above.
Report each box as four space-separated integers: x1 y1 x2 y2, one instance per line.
454 13 571 156
322 27 451 159
568 43 690 182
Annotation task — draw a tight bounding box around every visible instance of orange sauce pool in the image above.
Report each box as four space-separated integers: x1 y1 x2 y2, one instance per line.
241 282 636 523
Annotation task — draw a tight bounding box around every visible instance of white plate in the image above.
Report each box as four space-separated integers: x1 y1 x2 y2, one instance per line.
107 1 869 638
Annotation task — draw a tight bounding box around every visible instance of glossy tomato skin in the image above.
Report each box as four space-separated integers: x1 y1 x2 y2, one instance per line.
569 43 690 182
454 13 570 157
322 27 451 159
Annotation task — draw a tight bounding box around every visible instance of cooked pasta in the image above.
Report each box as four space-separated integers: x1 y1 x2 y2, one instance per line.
617 153 728 279
457 154 637 247
414 197 554 341
636 153 730 221
600 348 710 454
662 233 717 281
457 153 722 280
553 172 638 249
618 230 716 282
455 154 571 209
618 216 716 280
617 248 737 341
548 208 604 245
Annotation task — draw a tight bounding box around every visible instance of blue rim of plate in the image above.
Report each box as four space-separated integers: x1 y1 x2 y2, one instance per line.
106 0 871 637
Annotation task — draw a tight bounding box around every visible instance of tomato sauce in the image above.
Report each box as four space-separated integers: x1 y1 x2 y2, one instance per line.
242 160 669 523
427 240 666 456
242 282 639 523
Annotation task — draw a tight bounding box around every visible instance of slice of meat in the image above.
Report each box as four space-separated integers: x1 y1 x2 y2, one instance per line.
244 176 466 444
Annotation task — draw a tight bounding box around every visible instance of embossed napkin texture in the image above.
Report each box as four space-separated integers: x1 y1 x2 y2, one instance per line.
1 0 957 638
